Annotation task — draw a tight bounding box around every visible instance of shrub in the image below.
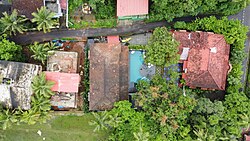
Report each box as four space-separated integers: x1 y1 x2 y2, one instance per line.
0 35 22 61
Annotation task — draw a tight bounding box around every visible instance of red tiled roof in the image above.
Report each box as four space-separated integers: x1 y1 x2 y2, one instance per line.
107 36 120 44
45 72 80 93
12 0 44 19
174 31 230 90
117 0 148 17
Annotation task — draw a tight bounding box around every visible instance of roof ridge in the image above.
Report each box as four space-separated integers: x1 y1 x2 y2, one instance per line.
209 35 224 48
208 69 221 90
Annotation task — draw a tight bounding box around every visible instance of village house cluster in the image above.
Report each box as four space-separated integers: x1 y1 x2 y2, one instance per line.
0 0 231 111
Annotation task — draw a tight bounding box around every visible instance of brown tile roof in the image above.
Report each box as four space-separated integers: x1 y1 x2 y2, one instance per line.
12 0 43 19
89 43 128 111
174 31 230 90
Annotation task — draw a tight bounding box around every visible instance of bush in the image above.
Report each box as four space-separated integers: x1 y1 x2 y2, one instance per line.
0 35 22 61
145 27 180 67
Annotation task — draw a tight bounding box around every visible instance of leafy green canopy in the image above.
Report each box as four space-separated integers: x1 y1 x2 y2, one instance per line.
0 35 22 61
174 16 248 94
0 9 27 36
150 0 250 21
31 6 56 33
145 27 180 67
89 101 147 141
29 42 59 64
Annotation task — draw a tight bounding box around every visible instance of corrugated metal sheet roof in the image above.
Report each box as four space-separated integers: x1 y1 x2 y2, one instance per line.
117 0 148 17
45 72 80 93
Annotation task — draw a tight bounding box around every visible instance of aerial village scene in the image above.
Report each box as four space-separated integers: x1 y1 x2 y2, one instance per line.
2 0 250 141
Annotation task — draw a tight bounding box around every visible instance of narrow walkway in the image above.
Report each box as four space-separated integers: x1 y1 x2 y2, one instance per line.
10 15 220 45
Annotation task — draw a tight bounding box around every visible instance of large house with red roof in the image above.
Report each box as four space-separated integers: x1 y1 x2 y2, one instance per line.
173 31 230 90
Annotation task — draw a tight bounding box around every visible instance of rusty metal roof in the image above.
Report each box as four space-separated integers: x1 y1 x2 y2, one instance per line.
47 51 78 73
45 72 80 93
117 0 148 17
174 31 230 90
89 43 128 111
12 0 44 19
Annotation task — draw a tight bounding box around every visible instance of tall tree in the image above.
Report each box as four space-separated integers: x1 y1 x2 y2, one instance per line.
0 9 27 36
31 6 56 33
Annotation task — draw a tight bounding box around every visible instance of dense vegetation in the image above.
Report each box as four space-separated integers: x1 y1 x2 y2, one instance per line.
0 35 22 61
68 0 116 29
145 27 180 67
82 47 90 112
150 0 250 21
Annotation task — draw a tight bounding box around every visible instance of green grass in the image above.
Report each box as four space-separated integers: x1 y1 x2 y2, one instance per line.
0 114 109 141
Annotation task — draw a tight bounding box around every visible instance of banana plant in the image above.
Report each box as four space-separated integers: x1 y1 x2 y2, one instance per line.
0 109 18 130
14 107 40 125
31 96 51 113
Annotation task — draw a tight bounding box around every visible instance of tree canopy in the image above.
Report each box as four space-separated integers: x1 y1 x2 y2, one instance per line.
145 27 180 67
31 6 56 33
150 0 250 21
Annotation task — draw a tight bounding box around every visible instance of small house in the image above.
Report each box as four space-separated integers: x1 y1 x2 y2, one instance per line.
46 51 80 110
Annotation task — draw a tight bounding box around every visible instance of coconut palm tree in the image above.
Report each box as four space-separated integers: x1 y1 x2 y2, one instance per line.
29 42 58 64
89 111 109 132
0 9 27 36
31 72 55 98
29 42 50 64
31 6 56 33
